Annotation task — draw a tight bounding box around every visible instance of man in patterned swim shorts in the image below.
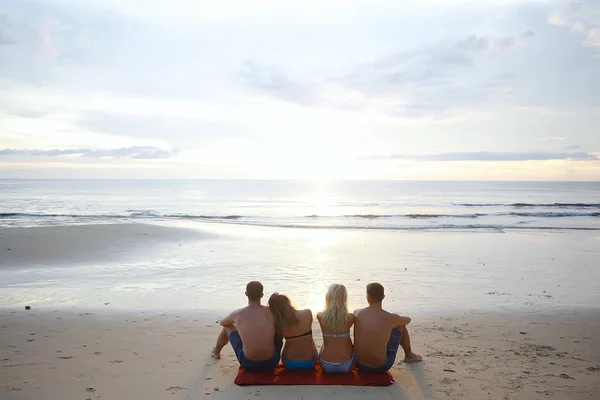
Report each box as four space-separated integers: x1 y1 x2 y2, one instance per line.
353 283 422 372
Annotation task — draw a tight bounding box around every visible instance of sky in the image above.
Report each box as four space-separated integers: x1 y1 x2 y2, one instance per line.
0 0 599 180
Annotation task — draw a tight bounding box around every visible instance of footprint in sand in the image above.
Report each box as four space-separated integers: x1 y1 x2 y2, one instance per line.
544 373 575 379
559 373 575 379
166 386 186 394
109 360 123 363
1 387 22 392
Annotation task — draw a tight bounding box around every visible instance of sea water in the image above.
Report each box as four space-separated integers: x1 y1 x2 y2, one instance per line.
1 180 599 313
2 180 599 230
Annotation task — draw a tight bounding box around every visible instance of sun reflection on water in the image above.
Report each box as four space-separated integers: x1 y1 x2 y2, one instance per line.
304 181 340 218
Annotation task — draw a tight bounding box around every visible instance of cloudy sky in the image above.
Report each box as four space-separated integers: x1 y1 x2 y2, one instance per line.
1 0 599 180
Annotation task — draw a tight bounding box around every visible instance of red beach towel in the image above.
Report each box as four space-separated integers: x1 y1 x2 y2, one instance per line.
234 364 394 386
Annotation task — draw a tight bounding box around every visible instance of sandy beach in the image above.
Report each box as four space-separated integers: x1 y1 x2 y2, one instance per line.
1 309 599 400
1 223 599 399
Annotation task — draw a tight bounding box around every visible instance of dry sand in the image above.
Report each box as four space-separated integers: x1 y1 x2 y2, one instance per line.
1 309 598 400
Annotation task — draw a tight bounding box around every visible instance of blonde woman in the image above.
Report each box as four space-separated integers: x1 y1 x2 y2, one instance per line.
317 284 356 373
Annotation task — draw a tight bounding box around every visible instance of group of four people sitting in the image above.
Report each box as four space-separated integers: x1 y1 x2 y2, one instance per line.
211 281 422 373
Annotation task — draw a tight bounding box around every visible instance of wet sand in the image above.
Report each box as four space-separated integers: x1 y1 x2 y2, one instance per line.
0 223 209 268
1 223 599 313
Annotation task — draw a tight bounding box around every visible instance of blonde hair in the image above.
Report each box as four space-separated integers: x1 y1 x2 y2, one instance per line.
319 284 348 333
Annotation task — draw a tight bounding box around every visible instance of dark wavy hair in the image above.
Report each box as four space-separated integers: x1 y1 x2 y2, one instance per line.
268 293 299 335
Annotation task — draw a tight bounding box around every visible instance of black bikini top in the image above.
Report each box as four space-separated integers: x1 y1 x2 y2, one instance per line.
285 330 313 340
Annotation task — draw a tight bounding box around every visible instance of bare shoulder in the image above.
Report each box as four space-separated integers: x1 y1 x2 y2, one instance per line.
260 305 272 314
374 309 398 323
347 312 356 323
387 310 411 325
384 310 402 320
231 307 245 315
387 310 410 318
296 308 313 319
238 305 267 316
220 307 244 325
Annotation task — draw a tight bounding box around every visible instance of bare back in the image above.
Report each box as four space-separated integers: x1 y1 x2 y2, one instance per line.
353 306 401 367
279 309 317 360
317 313 355 363
233 305 276 360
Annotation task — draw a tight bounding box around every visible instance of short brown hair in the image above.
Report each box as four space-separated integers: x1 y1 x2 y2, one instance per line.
246 281 264 301
367 283 385 303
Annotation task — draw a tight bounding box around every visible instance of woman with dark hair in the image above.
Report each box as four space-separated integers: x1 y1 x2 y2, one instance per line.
268 293 317 370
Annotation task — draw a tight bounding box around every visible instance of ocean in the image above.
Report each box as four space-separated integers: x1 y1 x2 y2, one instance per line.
1 180 599 313
1 180 599 230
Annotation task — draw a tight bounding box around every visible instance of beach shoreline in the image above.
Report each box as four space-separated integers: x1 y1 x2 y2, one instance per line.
1 222 599 314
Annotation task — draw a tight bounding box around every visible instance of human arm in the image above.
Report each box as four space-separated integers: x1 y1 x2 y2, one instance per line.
348 313 356 327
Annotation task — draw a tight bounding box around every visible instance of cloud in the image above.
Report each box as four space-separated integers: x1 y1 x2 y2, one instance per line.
564 144 582 150
492 36 517 51
241 61 315 105
541 136 567 141
521 30 536 38
585 28 600 47
362 151 599 162
547 1 600 49
514 106 581 116
38 18 60 58
548 12 568 27
0 146 179 159
0 13 15 45
242 33 528 118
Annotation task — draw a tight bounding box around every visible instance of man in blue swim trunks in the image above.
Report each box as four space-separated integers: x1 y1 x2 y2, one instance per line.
211 281 282 371
353 283 422 372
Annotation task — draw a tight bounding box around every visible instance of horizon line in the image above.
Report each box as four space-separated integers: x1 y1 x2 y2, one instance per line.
0 178 599 183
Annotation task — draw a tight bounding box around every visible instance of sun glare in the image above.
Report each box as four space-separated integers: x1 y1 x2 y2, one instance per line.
306 193 337 217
